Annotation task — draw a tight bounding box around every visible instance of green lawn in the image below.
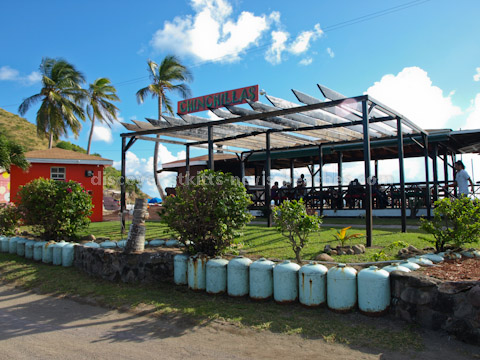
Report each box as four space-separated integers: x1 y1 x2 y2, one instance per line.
0 253 422 351
74 220 441 263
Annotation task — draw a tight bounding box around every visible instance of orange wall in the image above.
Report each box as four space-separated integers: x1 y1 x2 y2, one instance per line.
11 163 105 222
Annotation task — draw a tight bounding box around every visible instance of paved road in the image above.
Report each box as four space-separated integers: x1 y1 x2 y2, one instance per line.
0 284 476 360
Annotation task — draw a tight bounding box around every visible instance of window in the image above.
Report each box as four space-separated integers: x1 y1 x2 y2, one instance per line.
51 167 66 180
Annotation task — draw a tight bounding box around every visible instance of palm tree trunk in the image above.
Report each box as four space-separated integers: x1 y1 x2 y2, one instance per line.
124 198 148 253
153 97 167 200
48 132 53 149
87 114 95 155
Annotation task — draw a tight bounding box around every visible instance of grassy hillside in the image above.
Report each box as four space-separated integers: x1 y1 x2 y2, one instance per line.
0 107 49 151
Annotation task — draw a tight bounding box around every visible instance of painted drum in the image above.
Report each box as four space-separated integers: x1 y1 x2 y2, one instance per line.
421 253 444 263
62 243 76 267
173 254 189 285
227 256 252 297
358 266 390 315
188 254 207 291
206 257 229 295
16 238 28 257
52 241 67 265
24 240 36 259
407 256 434 266
327 264 357 312
0 236 9 253
116 240 127 248
83 242 100 248
8 237 19 254
149 239 165 247
398 260 420 271
33 241 47 261
249 258 275 300
166 239 179 247
382 263 411 273
100 241 117 249
42 242 55 264
299 262 328 307
273 260 301 304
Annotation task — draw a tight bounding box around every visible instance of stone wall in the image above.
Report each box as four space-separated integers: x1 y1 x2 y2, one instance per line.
390 271 480 344
73 246 178 284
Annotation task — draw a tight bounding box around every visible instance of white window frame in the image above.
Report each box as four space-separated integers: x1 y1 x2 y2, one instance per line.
50 167 66 181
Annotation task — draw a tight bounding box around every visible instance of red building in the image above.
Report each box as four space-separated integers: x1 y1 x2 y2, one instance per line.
10 148 113 222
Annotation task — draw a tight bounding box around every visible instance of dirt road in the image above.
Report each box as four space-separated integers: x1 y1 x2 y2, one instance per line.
0 284 477 360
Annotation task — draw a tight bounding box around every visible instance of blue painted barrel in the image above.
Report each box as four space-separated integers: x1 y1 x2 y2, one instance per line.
299 262 328 307
188 254 207 291
398 260 420 271
358 266 390 315
249 258 275 300
62 243 76 267
227 256 252 297
382 263 411 273
274 260 301 304
116 240 127 248
25 240 36 259
52 241 67 265
33 241 47 261
174 254 189 285
0 236 9 252
407 256 433 266
149 239 165 247
327 264 357 312
206 257 229 294
42 242 55 264
83 241 100 248
16 238 28 257
422 253 444 263
8 237 19 254
100 241 117 249
166 239 179 247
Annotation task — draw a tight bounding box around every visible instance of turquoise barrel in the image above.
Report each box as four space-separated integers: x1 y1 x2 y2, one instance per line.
42 242 55 264
273 260 301 304
0 236 10 252
188 254 207 291
327 264 357 312
62 243 76 267
174 254 189 285
358 266 390 315
83 242 100 248
206 257 229 294
144 240 149 246
227 256 252 297
16 238 28 257
25 240 36 259
382 263 411 273
422 253 444 263
149 239 165 247
33 241 47 261
166 239 179 247
407 256 433 266
249 258 275 300
100 241 117 249
116 240 127 248
399 260 420 271
299 262 328 307
8 237 19 254
52 241 67 265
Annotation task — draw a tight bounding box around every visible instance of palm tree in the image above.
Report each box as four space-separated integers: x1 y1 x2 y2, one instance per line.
18 57 86 148
136 56 192 200
86 78 120 154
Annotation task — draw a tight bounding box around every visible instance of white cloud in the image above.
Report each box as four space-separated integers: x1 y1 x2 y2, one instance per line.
92 125 113 143
474 67 480 82
264 30 289 65
299 57 313 66
326 47 335 58
464 93 480 129
0 65 41 85
367 66 462 129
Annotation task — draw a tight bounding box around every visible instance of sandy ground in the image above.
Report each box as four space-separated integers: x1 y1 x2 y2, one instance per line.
0 284 478 360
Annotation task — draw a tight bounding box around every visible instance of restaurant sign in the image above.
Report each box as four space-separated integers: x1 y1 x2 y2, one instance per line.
177 85 258 115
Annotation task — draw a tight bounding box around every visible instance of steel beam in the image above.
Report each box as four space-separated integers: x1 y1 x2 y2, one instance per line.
265 132 272 227
362 100 373 247
397 118 407 233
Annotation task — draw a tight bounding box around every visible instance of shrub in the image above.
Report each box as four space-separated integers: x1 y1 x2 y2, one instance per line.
0 203 22 236
333 226 363 247
420 197 480 252
17 178 93 240
273 199 322 263
160 170 253 256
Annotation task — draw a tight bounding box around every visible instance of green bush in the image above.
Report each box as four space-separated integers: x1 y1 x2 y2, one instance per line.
0 204 22 236
420 197 480 252
273 199 322 263
160 170 253 256
17 178 93 240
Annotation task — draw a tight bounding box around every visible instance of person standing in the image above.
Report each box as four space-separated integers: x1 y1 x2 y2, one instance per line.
449 160 474 197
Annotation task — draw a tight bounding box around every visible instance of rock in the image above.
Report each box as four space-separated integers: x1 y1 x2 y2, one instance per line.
82 234 96 241
438 281 477 295
96 237 111 241
337 249 345 255
467 286 480 308
400 287 436 305
346 249 354 255
323 244 332 254
423 247 435 252
407 245 422 254
315 253 334 262
330 249 338 255
352 245 364 254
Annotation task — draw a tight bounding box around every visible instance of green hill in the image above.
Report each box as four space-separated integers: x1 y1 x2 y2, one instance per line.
0 107 49 151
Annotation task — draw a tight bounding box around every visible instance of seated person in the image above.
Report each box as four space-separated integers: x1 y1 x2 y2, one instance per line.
271 181 280 205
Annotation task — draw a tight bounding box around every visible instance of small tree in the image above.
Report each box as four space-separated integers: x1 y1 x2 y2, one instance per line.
420 197 480 252
0 204 22 236
0 134 29 172
161 170 252 256
273 199 322 264
17 178 93 240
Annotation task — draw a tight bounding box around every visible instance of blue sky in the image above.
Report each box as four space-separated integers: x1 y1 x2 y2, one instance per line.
1 0 479 195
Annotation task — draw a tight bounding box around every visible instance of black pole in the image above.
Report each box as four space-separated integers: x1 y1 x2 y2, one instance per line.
240 155 245 185
452 153 457 198
186 144 190 185
432 144 439 202
265 132 272 227
207 125 214 170
362 100 373 247
397 118 407 233
423 134 431 219
338 151 343 209
120 137 126 235
319 145 324 215
374 160 378 179
443 149 449 186
290 159 294 185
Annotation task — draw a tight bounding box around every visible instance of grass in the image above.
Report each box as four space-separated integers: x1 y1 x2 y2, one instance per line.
0 252 423 351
